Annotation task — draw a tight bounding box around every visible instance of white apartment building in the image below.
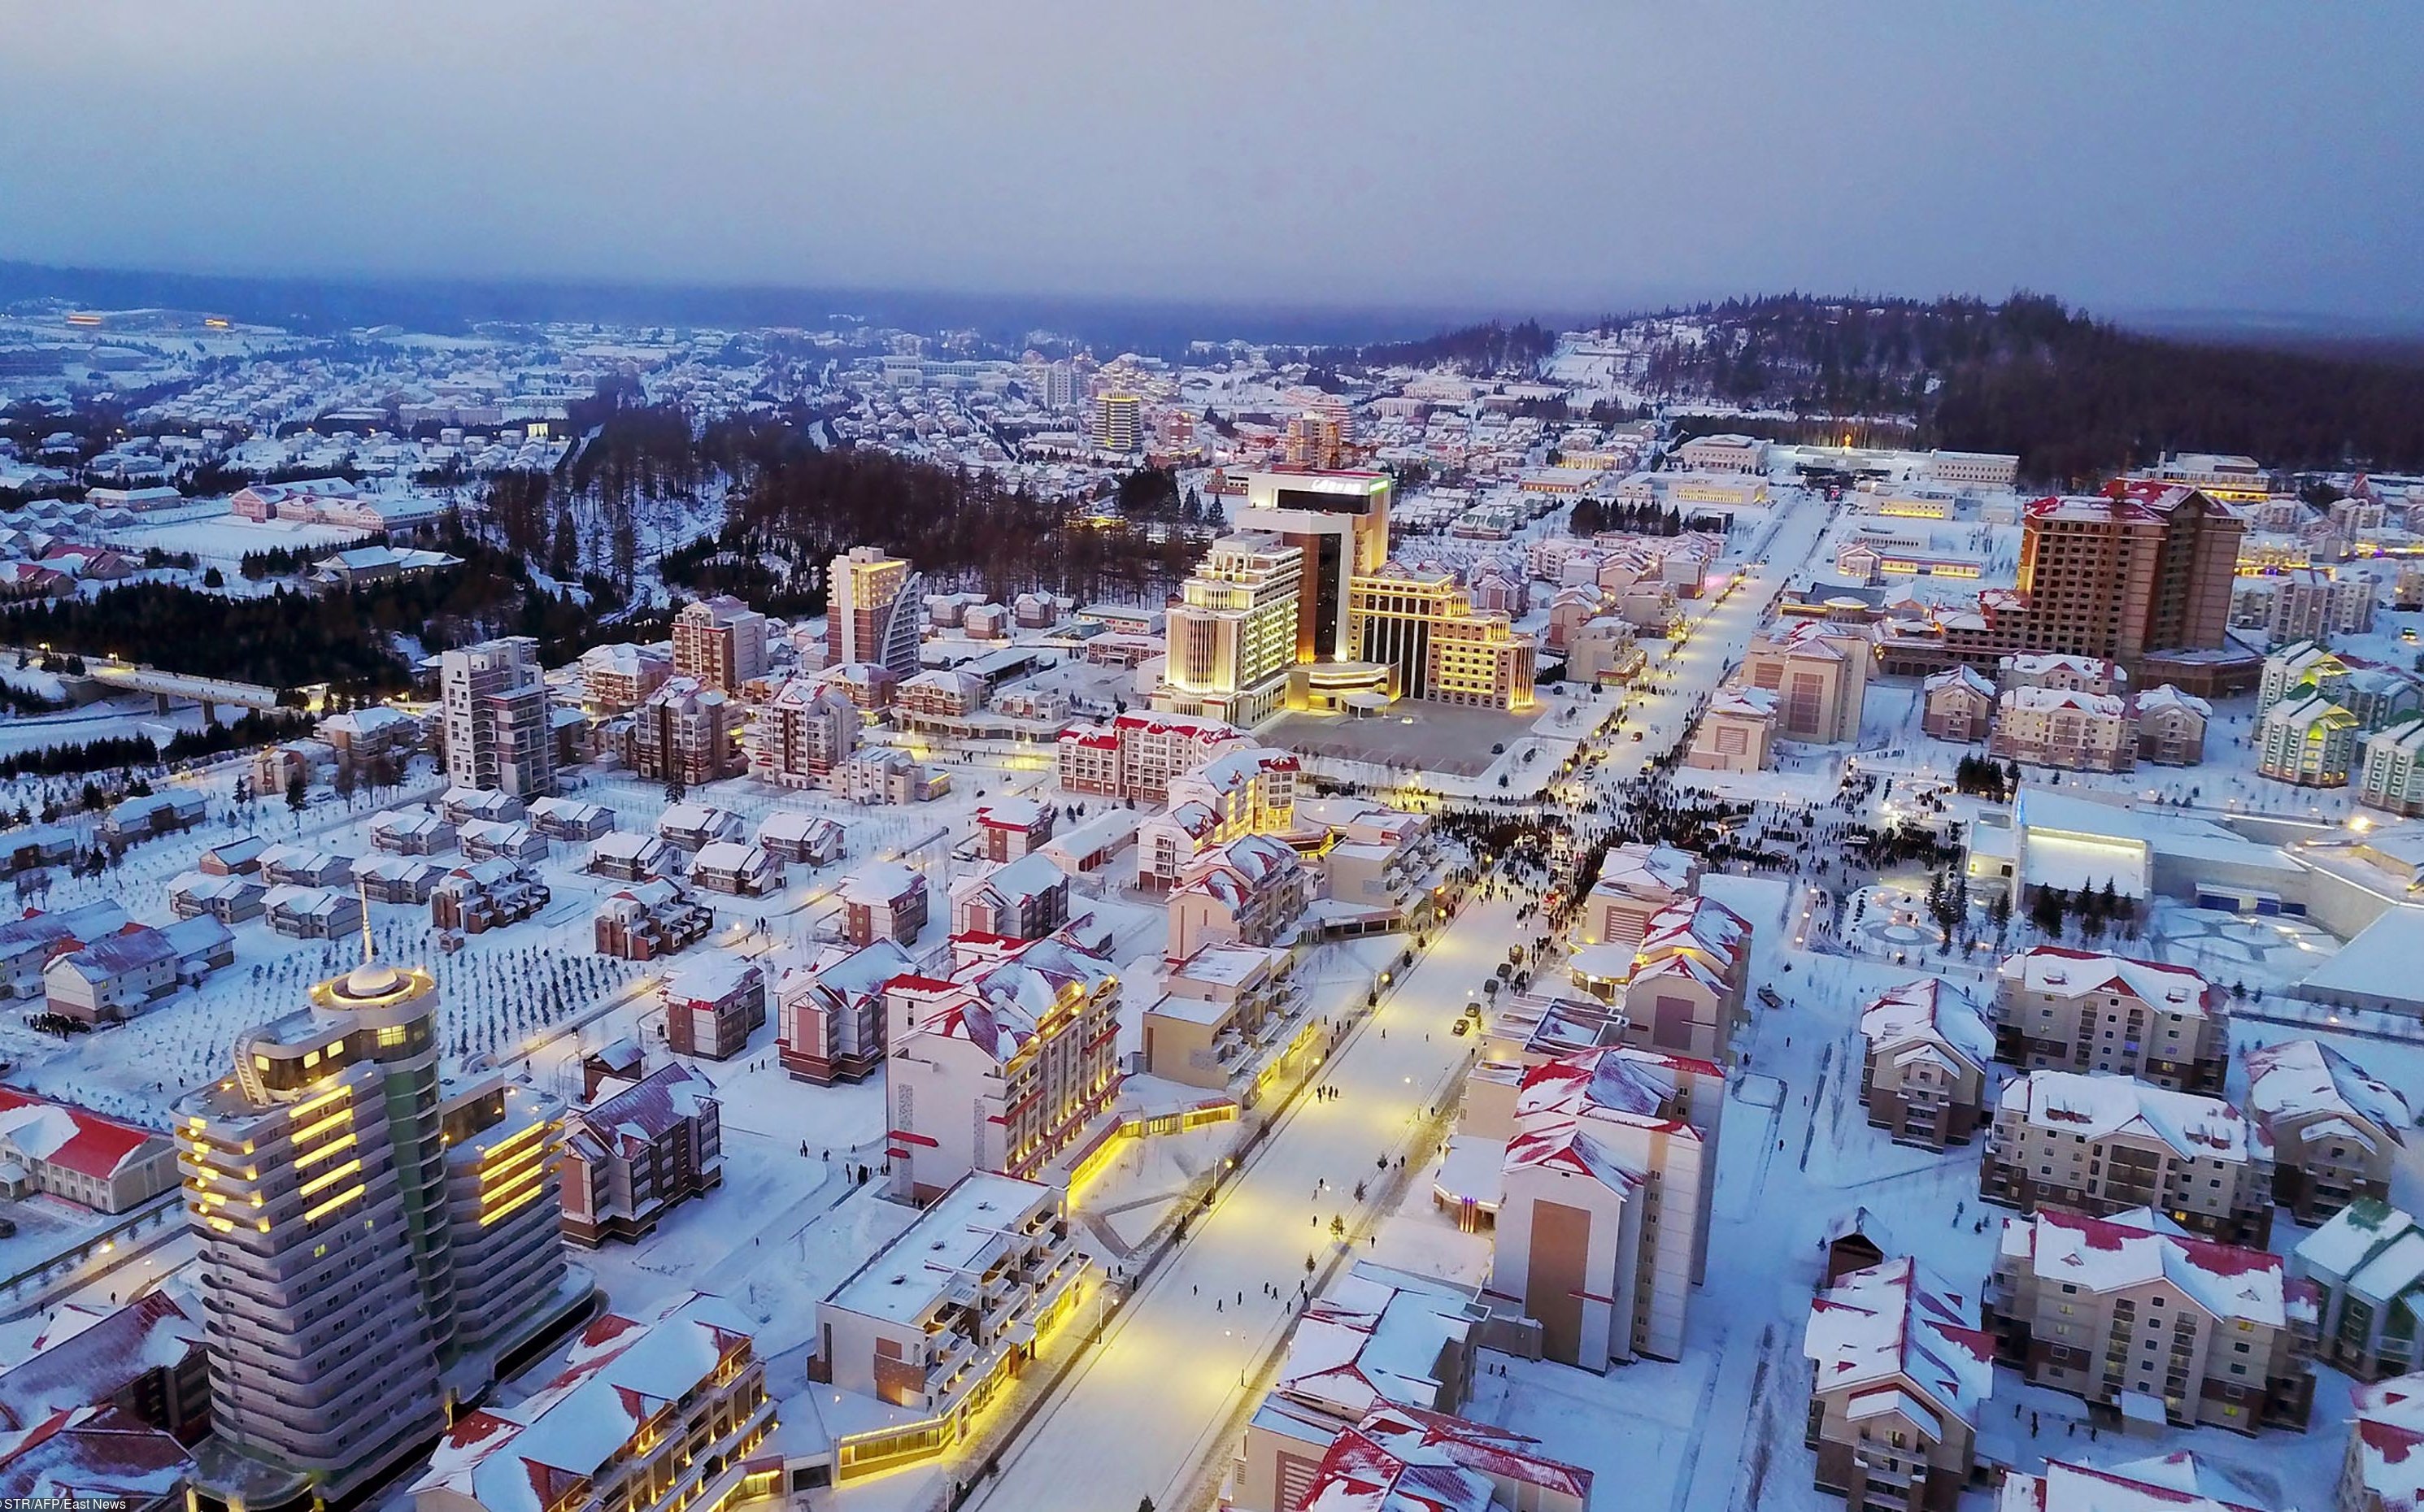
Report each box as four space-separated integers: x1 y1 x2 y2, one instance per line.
883 932 1121 1203
1470 1046 1723 1367
1157 533 1305 728
814 1172 1086 1479
441 637 556 797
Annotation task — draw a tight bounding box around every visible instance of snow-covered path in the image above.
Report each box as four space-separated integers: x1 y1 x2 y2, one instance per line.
964 896 1520 1512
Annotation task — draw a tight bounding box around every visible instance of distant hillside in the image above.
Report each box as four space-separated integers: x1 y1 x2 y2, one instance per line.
1628 293 2424 486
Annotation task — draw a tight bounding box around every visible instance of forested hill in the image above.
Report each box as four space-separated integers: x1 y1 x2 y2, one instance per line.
1633 294 2424 486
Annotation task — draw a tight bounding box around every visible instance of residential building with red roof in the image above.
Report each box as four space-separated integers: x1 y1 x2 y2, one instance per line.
408 1291 772 1512
882 931 1121 1203
559 1062 723 1247
1991 947 2229 1093
1804 1256 1995 1512
1987 1204 2316 1433
0 1088 174 1213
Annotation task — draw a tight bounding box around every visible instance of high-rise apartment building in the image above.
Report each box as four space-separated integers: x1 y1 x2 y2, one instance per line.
176 948 576 1505
1159 534 1306 727
440 637 556 797
1093 392 1141 452
670 595 769 693
1942 484 2243 682
1238 470 1392 665
1347 567 1537 710
826 546 923 679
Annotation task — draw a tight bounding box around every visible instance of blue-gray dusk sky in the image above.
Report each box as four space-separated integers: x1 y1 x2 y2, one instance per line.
5 1 2421 322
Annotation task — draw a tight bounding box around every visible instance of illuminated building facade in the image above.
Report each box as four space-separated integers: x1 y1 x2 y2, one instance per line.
827 546 924 680
176 948 574 1504
1239 470 1392 665
1347 568 1537 710
1159 534 1304 727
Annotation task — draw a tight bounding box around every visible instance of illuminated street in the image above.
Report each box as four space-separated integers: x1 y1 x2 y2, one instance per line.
966 894 1521 1512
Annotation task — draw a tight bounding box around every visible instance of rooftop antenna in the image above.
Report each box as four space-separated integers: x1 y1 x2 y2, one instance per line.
359 880 376 967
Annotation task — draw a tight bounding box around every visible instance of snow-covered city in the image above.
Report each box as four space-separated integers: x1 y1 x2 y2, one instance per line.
5 11 2424 1512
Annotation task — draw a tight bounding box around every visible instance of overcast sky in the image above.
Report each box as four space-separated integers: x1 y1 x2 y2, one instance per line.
5 2 2420 322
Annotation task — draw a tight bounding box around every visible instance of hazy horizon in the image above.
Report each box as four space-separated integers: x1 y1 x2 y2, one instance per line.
6 2 2422 323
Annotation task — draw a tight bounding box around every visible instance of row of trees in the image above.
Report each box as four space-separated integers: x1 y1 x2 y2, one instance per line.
1631 292 2424 484
1952 754 2020 802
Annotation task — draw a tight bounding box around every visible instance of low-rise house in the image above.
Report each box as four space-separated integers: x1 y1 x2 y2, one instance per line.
438 785 525 824
44 924 183 1024
430 859 551 935
167 869 265 923
525 795 615 841
2137 684 2213 765
947 852 1071 942
1991 947 2228 1093
827 747 948 804
0 903 124 1000
160 915 233 980
775 939 914 1084
812 1173 1085 1457
559 1062 723 1246
1804 1256 1994 1512
690 840 781 897
0 1288 208 1448
840 862 929 947
2244 1038 2409 1224
585 829 672 882
656 801 745 851
197 836 268 875
262 884 362 940
353 854 442 906
257 844 352 889
1857 978 1994 1149
1985 1205 2317 1433
660 956 766 1061
756 810 844 867
1038 809 1138 879
369 806 456 856
317 703 420 767
2294 1199 2424 1381
1979 1071 2275 1247
99 791 205 845
593 879 714 962
0 1087 177 1212
1921 664 1995 742
456 818 546 863
409 1292 771 1512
